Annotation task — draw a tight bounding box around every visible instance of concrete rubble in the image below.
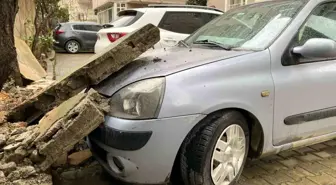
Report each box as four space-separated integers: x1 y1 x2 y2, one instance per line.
7 23 160 123
0 24 160 184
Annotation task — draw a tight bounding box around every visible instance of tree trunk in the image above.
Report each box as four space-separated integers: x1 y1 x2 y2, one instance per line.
0 0 22 90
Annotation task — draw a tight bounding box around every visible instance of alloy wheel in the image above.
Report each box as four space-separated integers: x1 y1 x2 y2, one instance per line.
211 124 246 185
67 41 79 53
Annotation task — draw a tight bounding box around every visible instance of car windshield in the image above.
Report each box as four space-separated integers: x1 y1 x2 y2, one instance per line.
110 15 135 27
185 0 308 50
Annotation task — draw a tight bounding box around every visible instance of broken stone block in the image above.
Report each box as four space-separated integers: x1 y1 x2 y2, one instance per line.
7 166 36 181
0 171 5 183
0 162 16 175
4 143 21 152
29 150 44 163
10 128 27 136
11 173 52 185
11 122 28 128
0 134 6 146
35 92 86 143
60 169 77 180
7 24 160 123
14 131 32 143
68 149 92 165
21 131 38 148
4 146 29 164
36 90 106 171
52 152 67 167
6 135 19 145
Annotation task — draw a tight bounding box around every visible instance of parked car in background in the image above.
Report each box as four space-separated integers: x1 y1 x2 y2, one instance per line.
94 4 223 54
89 0 336 185
53 22 103 53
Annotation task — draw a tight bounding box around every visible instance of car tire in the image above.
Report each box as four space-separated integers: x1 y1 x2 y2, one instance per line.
65 40 80 54
180 111 249 185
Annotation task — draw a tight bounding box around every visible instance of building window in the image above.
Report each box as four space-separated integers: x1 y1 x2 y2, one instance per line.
97 6 114 24
116 3 127 13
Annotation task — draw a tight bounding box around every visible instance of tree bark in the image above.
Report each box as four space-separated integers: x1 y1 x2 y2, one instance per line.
0 0 22 90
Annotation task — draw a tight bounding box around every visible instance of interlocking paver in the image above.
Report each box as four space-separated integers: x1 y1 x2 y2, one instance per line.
318 158 336 170
297 153 322 162
278 150 300 158
286 178 317 185
258 161 288 173
262 171 295 185
242 165 268 178
324 140 336 147
239 140 336 185
238 177 271 185
282 167 315 181
307 173 336 185
278 158 300 168
314 151 333 159
309 143 329 151
295 147 316 155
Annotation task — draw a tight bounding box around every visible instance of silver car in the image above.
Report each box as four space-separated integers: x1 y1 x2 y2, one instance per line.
88 0 336 184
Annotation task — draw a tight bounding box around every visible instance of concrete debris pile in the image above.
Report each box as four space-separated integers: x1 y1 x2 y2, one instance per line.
0 90 106 185
0 79 54 114
0 24 160 184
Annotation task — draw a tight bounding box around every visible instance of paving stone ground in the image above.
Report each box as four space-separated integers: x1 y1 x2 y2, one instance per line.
238 139 336 185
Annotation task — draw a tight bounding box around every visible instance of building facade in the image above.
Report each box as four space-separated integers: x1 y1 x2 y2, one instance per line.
60 0 97 22
207 0 266 12
92 0 187 24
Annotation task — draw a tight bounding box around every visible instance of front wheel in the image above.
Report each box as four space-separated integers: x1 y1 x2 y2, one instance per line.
65 40 80 53
181 111 249 185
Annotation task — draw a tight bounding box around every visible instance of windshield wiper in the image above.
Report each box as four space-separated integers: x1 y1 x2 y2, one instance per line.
178 40 190 48
193 39 233 50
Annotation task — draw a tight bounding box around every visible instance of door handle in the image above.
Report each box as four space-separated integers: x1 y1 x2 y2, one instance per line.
163 38 177 42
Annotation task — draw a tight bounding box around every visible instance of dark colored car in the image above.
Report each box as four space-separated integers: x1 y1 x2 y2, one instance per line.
53 22 103 53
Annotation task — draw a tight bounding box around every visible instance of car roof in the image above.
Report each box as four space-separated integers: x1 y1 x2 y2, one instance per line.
61 22 100 25
128 4 223 14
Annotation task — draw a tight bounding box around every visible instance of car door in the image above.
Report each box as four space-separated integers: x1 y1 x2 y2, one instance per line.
82 25 101 49
272 2 336 146
158 11 220 48
86 25 102 49
72 24 100 50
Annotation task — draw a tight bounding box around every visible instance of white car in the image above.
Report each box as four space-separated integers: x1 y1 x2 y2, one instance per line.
94 4 223 54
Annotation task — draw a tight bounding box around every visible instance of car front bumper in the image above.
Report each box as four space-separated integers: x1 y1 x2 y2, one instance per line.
88 114 205 184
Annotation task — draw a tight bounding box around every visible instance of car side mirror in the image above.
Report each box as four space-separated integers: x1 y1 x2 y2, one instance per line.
103 24 113 28
292 38 336 60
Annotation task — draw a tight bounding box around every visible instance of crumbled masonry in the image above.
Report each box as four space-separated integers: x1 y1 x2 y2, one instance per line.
0 89 107 184
7 24 160 124
0 24 160 184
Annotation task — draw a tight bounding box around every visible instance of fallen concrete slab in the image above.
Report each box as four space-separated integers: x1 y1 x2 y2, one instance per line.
36 90 107 171
7 24 160 123
0 89 107 183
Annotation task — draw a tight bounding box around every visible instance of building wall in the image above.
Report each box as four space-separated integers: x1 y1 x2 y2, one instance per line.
207 0 266 12
92 0 111 10
60 0 97 22
93 0 186 24
14 0 36 39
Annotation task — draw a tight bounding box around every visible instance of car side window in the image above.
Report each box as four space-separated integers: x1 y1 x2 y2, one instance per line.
158 12 218 34
90 25 103 32
296 3 336 46
85 25 102 32
73 25 86 31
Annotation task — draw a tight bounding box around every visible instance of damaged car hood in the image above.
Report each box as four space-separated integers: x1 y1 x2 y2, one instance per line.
94 46 253 96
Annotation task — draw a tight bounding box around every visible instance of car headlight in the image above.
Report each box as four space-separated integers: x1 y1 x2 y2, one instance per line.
109 78 166 119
